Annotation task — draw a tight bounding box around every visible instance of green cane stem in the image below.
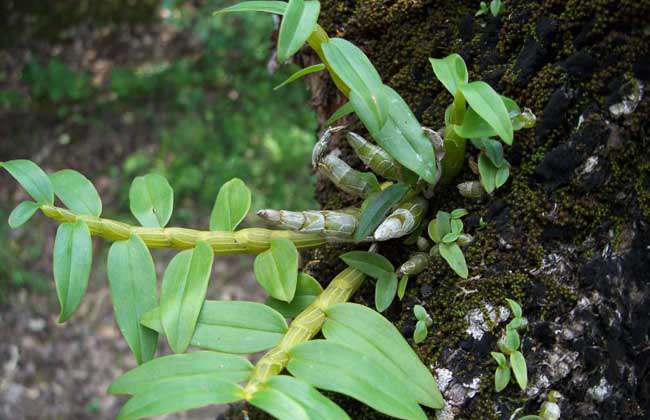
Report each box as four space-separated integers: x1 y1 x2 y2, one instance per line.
242 267 365 398
39 205 326 255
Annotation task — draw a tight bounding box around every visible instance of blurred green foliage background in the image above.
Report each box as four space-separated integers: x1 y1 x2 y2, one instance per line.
0 0 318 297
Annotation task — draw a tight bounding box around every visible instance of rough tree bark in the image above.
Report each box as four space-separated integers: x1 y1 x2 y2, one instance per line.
228 0 650 419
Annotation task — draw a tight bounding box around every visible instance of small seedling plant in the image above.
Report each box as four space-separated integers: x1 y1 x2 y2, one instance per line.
475 0 503 17
413 305 433 344
491 299 529 393
1 1 536 418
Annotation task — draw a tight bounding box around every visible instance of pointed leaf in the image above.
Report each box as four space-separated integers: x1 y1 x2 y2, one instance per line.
495 365 511 392
275 63 325 90
413 320 427 344
438 242 468 278
54 220 92 322
214 1 287 15
129 173 174 228
354 183 409 241
1 159 53 204
375 272 397 312
253 237 298 302
251 376 350 420
357 86 437 184
288 340 427 420
209 178 251 231
510 350 528 390
161 241 214 353
323 303 444 409
277 0 320 63
109 351 253 395
266 272 323 318
505 298 522 318
141 300 287 354
495 164 510 188
491 351 508 367
116 376 243 420
397 275 409 300
326 101 354 125
8 200 40 228
478 153 497 194
50 169 102 216
322 38 388 127
340 251 394 279
107 235 159 364
459 81 513 144
429 54 468 96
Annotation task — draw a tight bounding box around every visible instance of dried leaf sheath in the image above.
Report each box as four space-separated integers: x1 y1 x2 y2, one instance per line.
243 267 365 397
40 205 326 254
257 208 360 240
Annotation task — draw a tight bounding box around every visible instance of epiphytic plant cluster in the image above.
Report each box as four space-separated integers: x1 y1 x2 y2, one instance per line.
492 299 530 393
2 0 536 418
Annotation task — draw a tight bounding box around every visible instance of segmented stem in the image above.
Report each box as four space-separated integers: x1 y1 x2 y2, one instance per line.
39 205 326 255
242 267 365 397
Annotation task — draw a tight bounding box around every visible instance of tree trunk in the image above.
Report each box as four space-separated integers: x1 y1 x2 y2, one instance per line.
232 0 650 418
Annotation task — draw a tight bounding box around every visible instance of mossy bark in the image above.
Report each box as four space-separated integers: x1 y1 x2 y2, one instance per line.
232 0 650 418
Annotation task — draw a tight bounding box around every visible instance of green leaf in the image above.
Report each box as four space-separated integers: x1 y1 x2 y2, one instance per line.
435 211 452 240
340 251 394 279
456 96 521 140
442 232 460 243
438 242 468 278
478 153 497 194
8 200 40 228
322 38 388 128
254 237 299 302
116 376 243 420
413 320 427 344
250 376 350 420
275 63 325 90
490 0 502 16
506 328 521 351
397 275 409 300
107 235 159 364
429 53 468 97
277 0 320 63
288 340 427 419
160 241 214 354
209 178 251 231
266 272 323 318
354 183 409 241
510 351 528 390
491 351 508 367
375 272 397 312
451 219 463 234
357 86 437 184
450 208 469 219
140 300 287 354
495 164 510 188
325 101 354 125
214 1 287 15
506 298 522 318
1 159 53 204
50 169 102 216
459 81 513 144
474 138 505 167
53 220 92 322
109 351 253 395
414 305 427 321
129 173 174 228
495 365 511 392
323 303 444 409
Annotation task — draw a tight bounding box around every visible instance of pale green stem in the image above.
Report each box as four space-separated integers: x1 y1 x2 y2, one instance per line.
242 267 365 398
39 205 326 255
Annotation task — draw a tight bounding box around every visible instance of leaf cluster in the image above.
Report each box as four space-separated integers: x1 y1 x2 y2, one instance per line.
427 208 470 278
492 298 529 392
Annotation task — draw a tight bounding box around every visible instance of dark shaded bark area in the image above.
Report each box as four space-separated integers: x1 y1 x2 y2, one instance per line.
230 0 650 419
